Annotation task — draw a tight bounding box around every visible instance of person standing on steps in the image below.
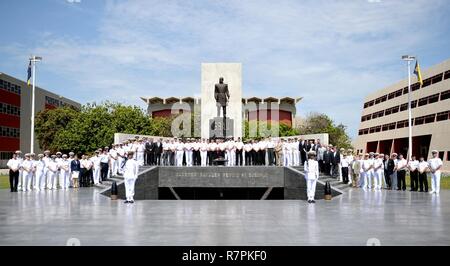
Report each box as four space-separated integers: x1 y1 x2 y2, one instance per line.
124 151 139 204
304 151 319 204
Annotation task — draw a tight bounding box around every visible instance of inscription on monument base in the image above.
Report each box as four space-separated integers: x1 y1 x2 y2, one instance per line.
209 117 234 138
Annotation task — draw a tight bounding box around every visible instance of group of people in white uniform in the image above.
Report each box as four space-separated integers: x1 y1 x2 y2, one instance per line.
7 151 79 192
6 147 140 203
6 136 444 203
345 150 443 195
118 136 323 167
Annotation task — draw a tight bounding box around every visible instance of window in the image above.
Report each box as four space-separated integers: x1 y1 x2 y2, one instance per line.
45 96 61 107
444 70 450 80
381 122 396 131
362 114 372 121
0 102 20 116
388 92 396 100
0 152 14 160
372 110 384 119
422 77 432 87
424 114 435 124
395 89 403 97
411 100 418 109
385 107 392 115
399 103 408 111
364 100 375 108
438 152 444 160
411 83 420 92
397 120 409 129
415 116 425 125
0 126 20 138
380 95 387 102
359 128 369 135
369 127 377 133
431 73 443 84
418 97 428 107
428 93 439 104
0 79 21 95
440 90 450 101
391 106 399 114
403 87 408 94
436 111 450 121
447 151 450 161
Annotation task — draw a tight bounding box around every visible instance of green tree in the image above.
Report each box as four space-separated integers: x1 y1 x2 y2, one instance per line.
35 102 155 153
297 112 353 149
35 106 80 152
242 120 299 140
150 116 174 137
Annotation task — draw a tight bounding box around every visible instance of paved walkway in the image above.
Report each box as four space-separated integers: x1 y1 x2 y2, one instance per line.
0 187 448 245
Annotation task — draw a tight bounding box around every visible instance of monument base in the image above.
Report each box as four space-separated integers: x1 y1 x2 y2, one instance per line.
101 166 343 200
209 117 234 139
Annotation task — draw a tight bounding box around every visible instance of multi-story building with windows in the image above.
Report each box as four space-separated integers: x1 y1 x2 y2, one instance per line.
0 72 80 166
354 58 450 171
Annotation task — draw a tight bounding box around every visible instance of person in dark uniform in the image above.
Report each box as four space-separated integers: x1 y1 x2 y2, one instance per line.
323 145 332 176
418 156 429 192
330 146 341 178
408 155 419 191
145 138 154 166
299 138 307 166
155 138 163 165
7 153 20 192
383 154 392 189
395 154 407 191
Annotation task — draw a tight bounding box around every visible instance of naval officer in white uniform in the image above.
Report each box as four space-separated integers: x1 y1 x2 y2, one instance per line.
304 151 319 203
123 151 139 204
428 150 443 194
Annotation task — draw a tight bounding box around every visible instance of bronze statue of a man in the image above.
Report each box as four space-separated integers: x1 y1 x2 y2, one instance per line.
214 77 230 118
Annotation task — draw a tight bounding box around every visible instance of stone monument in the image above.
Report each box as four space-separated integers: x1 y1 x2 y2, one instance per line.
201 63 242 139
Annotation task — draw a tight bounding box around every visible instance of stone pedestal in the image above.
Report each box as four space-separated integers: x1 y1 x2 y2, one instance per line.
209 117 234 139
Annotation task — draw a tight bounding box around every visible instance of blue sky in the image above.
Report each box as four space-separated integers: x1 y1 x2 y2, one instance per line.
1 0 450 139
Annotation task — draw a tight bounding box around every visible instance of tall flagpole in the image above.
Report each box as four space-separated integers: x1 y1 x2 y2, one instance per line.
402 55 414 161
29 55 42 154
407 60 412 161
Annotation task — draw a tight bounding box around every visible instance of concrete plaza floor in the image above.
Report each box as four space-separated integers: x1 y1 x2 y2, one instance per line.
0 187 448 246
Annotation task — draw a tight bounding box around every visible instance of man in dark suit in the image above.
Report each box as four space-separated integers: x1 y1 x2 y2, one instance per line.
299 138 307 165
330 146 341 178
384 154 393 189
145 138 155 166
323 146 332 176
154 138 163 165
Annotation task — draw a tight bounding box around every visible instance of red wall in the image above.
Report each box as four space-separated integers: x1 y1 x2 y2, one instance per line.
45 104 57 110
248 110 292 126
152 109 191 118
0 137 20 151
0 88 21 152
0 90 20 106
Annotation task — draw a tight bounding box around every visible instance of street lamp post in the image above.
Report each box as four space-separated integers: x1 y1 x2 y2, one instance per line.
29 55 42 154
401 55 415 161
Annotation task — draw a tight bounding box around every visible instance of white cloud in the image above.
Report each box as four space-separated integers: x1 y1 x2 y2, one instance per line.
2 0 448 138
